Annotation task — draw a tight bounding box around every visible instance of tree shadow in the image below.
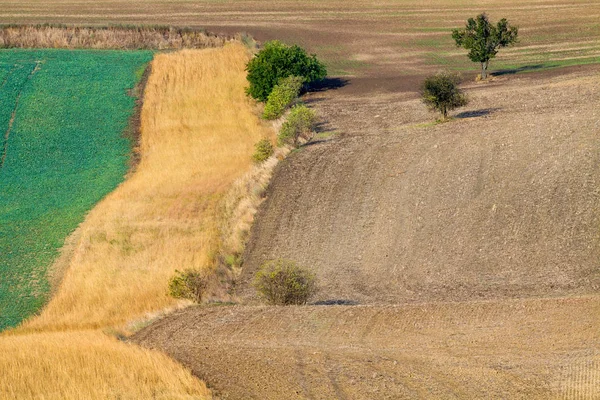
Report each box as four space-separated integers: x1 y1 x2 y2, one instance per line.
491 64 548 76
455 107 500 119
308 77 350 92
313 299 359 306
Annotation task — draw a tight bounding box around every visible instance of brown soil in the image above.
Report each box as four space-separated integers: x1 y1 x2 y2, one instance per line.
8 1 600 397
135 296 600 399
241 66 600 305
134 66 600 398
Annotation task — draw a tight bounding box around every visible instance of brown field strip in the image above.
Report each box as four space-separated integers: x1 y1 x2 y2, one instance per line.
1 0 599 78
135 295 600 399
2 1 600 398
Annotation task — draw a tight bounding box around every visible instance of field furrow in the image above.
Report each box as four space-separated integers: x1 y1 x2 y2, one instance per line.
0 62 39 169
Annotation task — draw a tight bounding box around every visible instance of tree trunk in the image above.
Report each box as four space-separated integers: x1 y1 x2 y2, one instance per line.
481 60 489 79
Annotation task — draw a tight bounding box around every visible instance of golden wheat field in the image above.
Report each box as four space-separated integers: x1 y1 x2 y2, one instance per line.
0 43 274 399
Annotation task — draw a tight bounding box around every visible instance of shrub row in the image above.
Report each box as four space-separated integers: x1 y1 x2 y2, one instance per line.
262 76 304 120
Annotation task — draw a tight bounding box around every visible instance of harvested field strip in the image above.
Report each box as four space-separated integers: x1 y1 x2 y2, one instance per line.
0 25 232 50
0 50 152 331
0 330 210 399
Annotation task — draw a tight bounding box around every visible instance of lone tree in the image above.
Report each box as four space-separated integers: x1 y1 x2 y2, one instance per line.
421 72 468 120
452 13 518 79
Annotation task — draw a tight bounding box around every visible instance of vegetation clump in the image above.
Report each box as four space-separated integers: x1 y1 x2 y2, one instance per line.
253 259 317 305
262 75 304 120
452 13 519 79
278 104 317 147
246 40 326 101
168 269 208 304
421 71 468 120
252 138 275 163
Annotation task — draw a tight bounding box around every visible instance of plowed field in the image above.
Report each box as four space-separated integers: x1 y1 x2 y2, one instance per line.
135 63 600 399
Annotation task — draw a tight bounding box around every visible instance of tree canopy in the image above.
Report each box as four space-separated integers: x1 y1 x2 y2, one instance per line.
452 13 518 79
421 72 468 119
246 41 327 101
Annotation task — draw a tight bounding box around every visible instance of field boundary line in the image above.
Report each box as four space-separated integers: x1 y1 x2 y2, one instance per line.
0 61 41 170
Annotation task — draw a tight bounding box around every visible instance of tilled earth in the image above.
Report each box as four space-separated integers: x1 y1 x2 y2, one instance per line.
135 297 600 399
134 66 600 399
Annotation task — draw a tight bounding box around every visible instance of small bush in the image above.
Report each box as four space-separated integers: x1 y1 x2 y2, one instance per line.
421 71 468 119
252 139 274 163
278 105 317 147
246 40 327 101
168 269 208 304
253 259 317 305
262 76 304 120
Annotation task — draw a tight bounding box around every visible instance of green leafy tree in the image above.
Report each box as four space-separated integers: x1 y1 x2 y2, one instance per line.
246 41 326 101
421 72 468 119
278 104 317 147
452 13 518 79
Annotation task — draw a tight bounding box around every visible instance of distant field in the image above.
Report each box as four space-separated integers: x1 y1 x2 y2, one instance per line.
1 0 599 77
0 49 152 330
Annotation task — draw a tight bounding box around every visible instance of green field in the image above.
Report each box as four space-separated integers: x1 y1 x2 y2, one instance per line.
0 50 152 331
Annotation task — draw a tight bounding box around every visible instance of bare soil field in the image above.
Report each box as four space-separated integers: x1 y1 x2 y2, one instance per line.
2 0 600 80
135 295 600 399
242 66 600 305
135 66 600 398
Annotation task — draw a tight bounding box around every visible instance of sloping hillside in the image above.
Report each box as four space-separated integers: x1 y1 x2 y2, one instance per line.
241 68 600 305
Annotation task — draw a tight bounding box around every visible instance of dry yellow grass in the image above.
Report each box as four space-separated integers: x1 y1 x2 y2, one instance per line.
0 330 210 399
0 43 274 399
0 25 231 50
22 43 273 331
